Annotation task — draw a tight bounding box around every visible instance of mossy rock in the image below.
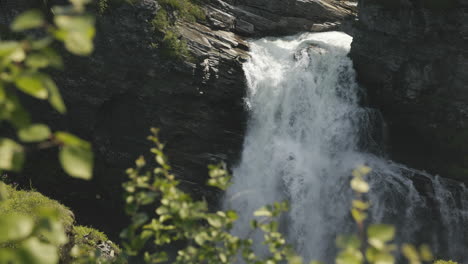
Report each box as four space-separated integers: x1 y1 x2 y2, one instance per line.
0 182 120 262
71 225 121 259
0 183 75 230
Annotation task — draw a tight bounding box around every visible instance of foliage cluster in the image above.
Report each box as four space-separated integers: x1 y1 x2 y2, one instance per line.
120 129 302 264
0 181 119 263
151 0 205 59
0 0 95 180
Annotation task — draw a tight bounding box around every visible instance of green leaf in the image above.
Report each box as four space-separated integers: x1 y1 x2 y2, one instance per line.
419 244 433 262
0 214 34 243
374 253 395 264
352 166 372 178
206 215 223 228
64 31 94 55
59 145 93 180
19 237 59 264
336 235 361 250
0 138 24 172
25 53 50 69
254 207 273 217
54 132 90 149
351 208 367 224
11 10 45 32
10 47 26 62
0 41 24 62
36 220 68 246
18 124 51 142
30 37 53 50
352 200 370 210
15 73 48 99
402 244 420 264
336 249 363 264
0 41 20 57
0 83 5 102
368 224 395 243
42 76 66 114
54 15 95 56
351 177 370 193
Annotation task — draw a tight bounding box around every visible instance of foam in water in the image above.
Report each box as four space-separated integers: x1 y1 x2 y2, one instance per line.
224 32 468 263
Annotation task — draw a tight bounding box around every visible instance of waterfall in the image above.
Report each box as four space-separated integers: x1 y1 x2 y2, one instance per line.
224 32 468 263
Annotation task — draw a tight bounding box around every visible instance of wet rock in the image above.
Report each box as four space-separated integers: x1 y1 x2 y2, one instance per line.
350 0 468 183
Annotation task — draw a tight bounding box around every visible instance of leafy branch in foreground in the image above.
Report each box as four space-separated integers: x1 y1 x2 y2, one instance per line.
121 129 458 264
121 128 303 264
0 0 95 180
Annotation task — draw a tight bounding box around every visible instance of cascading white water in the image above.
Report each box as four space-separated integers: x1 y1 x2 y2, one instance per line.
224 32 468 263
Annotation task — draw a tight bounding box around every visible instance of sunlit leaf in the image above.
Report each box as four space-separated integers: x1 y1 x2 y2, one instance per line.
0 41 20 57
206 215 223 228
254 207 273 217
357 165 372 175
351 208 367 224
352 200 370 210
67 31 94 55
419 244 433 262
36 220 68 246
15 73 48 99
11 10 45 32
54 15 95 56
18 124 51 142
25 53 50 69
368 224 395 243
336 235 361 250
402 244 420 264
42 76 66 114
54 132 90 149
0 138 24 171
0 214 34 243
336 249 363 264
19 237 59 264
30 37 53 50
351 177 370 193
374 252 395 264
59 145 93 180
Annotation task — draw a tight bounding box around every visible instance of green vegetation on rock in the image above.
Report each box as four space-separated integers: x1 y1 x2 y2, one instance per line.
151 0 206 60
0 183 74 229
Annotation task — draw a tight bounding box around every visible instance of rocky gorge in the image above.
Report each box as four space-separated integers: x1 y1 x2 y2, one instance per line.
1 0 467 243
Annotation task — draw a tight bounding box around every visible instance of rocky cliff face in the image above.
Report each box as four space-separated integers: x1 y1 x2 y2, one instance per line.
1 0 356 236
206 0 356 35
351 0 468 182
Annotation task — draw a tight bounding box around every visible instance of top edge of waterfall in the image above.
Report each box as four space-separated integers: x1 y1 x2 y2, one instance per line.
246 31 353 50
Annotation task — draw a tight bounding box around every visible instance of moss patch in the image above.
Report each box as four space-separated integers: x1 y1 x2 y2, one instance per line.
72 225 121 256
151 0 206 60
0 183 74 230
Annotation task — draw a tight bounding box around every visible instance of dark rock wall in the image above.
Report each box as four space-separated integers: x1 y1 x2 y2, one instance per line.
351 0 468 182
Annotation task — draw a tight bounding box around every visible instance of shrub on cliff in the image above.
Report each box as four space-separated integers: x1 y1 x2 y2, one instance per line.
151 0 205 60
